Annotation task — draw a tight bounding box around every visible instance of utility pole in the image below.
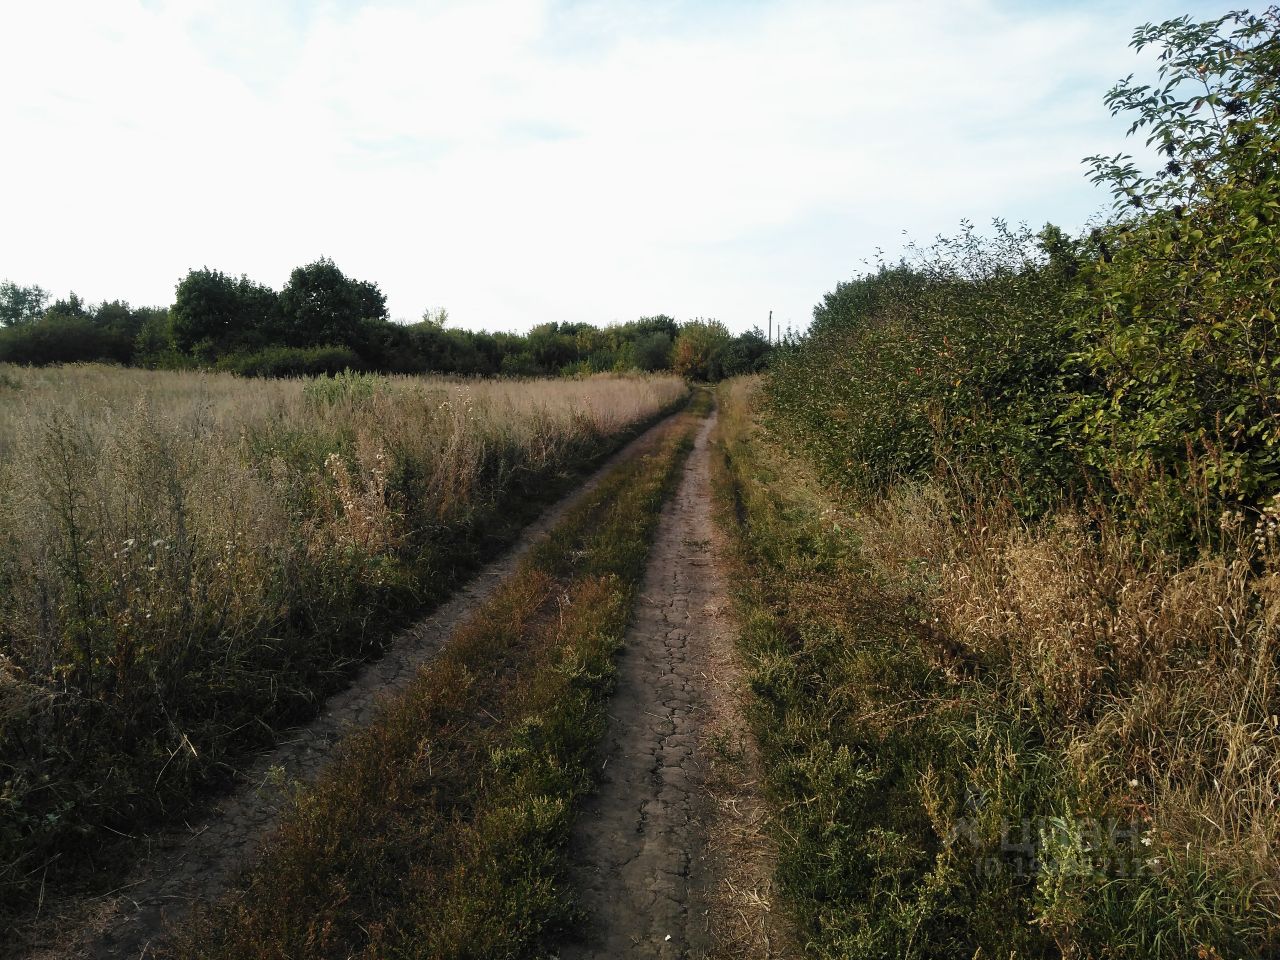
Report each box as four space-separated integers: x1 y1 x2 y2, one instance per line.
768 310 772 344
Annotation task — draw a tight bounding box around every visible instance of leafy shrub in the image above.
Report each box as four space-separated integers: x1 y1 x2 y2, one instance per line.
1074 8 1280 540
769 222 1080 519
0 314 134 365
218 344 363 378
772 9 1280 549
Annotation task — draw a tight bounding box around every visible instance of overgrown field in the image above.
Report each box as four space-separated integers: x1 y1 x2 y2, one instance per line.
717 377 1280 958
164 394 708 959
0 364 685 921
715 9 1280 957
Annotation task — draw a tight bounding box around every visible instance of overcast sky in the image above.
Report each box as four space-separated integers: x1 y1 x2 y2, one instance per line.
0 0 1227 333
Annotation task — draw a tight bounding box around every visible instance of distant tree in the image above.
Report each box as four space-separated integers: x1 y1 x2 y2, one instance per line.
420 306 449 328
718 327 772 377
629 314 680 340
525 322 579 374
630 331 673 371
172 268 279 359
92 300 159 364
133 308 176 366
93 300 149 344
0 281 49 326
0 292 168 365
44 291 91 322
278 258 387 350
672 319 731 380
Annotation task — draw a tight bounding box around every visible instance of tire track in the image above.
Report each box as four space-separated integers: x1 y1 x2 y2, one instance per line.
563 407 787 959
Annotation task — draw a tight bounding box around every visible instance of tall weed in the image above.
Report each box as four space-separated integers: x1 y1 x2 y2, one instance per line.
717 377 1280 957
0 363 686 920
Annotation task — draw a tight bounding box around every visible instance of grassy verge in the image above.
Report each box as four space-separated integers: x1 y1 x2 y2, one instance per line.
165 394 709 959
711 377 1280 959
0 369 686 923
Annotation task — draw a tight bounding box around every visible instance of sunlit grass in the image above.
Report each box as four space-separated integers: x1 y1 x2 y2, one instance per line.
0 363 686 921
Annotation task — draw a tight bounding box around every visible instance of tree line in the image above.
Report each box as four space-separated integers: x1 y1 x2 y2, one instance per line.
0 260 771 380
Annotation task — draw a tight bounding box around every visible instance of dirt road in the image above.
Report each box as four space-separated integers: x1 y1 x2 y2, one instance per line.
19 414 682 960
563 408 787 959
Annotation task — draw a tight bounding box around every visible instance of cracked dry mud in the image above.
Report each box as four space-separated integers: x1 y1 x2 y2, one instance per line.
563 408 782 959
20 416 677 960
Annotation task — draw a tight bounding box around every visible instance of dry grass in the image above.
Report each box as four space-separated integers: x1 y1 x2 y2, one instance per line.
699 691 792 959
856 482 1280 921
715 375 1280 958
0 363 686 922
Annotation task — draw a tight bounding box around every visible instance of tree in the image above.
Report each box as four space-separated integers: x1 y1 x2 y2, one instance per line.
420 306 449 328
672 319 731 380
630 331 672 371
0 281 49 326
171 268 279 358
525 322 579 374
1078 7 1280 519
718 327 772 377
44 291 91 322
628 314 680 340
278 258 387 351
133 308 175 366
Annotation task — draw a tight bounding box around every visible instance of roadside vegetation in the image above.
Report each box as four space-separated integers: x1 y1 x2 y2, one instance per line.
718 9 1280 958
0 364 685 925
164 395 708 960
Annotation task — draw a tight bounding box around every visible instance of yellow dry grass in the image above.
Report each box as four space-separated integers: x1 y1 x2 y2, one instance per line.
0 362 686 922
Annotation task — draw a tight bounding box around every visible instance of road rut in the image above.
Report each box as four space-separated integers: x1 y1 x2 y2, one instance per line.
563 407 786 959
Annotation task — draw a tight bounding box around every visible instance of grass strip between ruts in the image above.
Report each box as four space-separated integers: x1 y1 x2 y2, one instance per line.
166 393 710 960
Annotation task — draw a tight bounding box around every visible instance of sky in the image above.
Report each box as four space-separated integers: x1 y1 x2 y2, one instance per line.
0 0 1229 334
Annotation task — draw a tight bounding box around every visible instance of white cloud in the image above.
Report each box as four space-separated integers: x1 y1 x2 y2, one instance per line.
0 0 1227 332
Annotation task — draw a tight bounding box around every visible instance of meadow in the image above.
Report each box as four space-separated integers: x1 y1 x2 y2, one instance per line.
0 364 685 919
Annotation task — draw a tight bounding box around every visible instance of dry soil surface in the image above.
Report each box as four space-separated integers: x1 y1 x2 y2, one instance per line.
562 409 789 959
17 415 679 960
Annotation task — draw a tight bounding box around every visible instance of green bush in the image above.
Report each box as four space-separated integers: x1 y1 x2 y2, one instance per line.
218 344 364 378
1072 8 1280 541
0 314 133 365
769 222 1080 519
772 9 1280 549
